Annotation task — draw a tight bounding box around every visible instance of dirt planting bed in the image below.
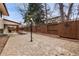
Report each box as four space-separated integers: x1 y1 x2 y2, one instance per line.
0 35 9 54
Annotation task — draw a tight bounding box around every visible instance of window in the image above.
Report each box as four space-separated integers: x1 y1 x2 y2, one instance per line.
0 12 2 18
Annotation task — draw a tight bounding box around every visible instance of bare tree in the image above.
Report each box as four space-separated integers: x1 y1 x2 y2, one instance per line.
67 3 73 20
58 3 74 22
58 3 64 22
17 3 28 20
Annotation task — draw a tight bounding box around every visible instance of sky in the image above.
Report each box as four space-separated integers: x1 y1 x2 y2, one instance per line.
3 3 24 23
3 3 58 23
3 3 79 23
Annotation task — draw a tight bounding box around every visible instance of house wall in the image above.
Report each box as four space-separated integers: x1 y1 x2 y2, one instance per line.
0 3 9 33
0 11 4 33
0 18 4 29
1 20 20 33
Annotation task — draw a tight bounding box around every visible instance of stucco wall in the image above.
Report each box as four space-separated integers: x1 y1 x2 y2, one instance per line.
0 18 4 29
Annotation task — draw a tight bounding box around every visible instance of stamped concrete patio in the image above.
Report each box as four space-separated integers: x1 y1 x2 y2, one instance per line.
1 32 79 56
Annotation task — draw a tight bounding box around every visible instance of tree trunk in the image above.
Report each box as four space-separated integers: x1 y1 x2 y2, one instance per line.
58 3 64 22
67 3 73 20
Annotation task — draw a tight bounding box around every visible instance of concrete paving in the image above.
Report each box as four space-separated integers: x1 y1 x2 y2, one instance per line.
1 32 79 56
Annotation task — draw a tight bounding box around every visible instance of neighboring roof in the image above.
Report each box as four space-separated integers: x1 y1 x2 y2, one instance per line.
51 16 61 19
0 3 9 16
3 19 21 25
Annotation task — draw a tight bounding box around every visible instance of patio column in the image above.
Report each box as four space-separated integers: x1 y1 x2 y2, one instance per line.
4 25 8 34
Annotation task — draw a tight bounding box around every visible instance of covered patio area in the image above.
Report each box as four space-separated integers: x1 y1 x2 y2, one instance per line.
4 24 19 33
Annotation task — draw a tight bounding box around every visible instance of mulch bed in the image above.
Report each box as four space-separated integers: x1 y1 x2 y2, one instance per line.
0 35 9 54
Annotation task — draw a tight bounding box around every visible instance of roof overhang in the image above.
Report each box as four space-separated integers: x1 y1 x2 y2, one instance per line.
4 19 21 25
0 3 9 16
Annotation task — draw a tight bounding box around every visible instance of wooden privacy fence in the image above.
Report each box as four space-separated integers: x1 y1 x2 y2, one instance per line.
25 20 79 39
36 24 48 33
26 23 59 35
58 21 77 39
47 23 58 35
